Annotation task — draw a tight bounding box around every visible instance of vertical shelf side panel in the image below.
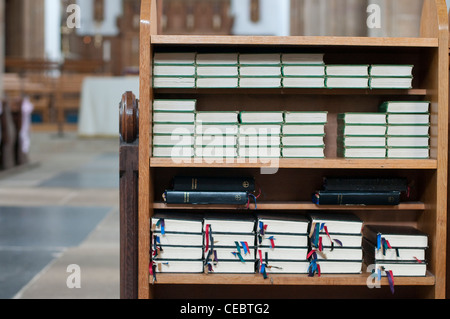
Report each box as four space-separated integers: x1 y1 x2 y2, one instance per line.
419 0 449 299
138 0 157 300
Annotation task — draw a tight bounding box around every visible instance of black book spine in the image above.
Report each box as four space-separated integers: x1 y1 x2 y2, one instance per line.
173 177 255 192
165 191 249 205
313 191 401 206
323 178 408 192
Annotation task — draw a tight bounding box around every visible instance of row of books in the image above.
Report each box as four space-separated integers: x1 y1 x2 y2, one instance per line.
338 101 430 159
153 99 328 158
150 211 428 284
153 52 413 89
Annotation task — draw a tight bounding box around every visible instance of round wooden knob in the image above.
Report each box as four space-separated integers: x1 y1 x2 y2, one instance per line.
119 91 139 143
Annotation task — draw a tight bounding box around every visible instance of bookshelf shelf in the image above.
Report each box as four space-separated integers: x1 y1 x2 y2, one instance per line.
154 88 429 96
151 271 435 287
153 201 426 211
150 158 438 170
151 35 439 48
130 0 448 300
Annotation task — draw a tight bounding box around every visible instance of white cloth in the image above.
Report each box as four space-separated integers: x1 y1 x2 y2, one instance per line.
78 76 139 137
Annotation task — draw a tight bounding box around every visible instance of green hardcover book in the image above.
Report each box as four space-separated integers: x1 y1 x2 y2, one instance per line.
153 64 196 77
282 135 325 147
337 147 386 159
326 65 369 77
239 111 284 124
337 136 386 148
153 145 195 158
153 134 195 147
386 125 430 136
386 113 429 125
239 77 282 88
239 124 282 136
281 53 325 65
282 124 326 136
153 111 195 124
153 99 197 112
240 65 282 77
239 53 281 65
337 124 387 137
196 111 239 124
196 76 239 88
282 77 325 88
338 113 386 125
370 65 414 77
153 52 197 65
196 65 239 77
196 53 239 65
284 111 328 124
369 77 413 89
326 77 369 89
379 101 430 114
386 136 429 148
282 146 325 158
386 147 430 159
153 76 196 88
282 65 325 77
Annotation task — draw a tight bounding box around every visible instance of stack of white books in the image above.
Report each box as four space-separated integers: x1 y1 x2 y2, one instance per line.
238 111 283 158
203 213 256 274
153 99 197 158
196 53 239 88
307 213 364 276
382 101 430 159
195 111 239 158
256 213 310 276
363 225 428 280
153 52 197 88
325 65 370 89
151 212 204 274
281 112 328 158
337 113 387 158
239 54 282 88
281 53 326 88
369 65 414 89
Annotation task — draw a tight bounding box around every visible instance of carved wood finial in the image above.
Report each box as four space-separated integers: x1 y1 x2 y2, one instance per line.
119 91 139 143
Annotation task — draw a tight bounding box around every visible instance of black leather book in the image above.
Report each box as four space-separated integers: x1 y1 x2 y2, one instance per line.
164 190 249 205
172 176 255 192
313 190 401 206
323 177 408 192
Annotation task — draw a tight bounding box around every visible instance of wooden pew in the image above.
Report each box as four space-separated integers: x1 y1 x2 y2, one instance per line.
0 100 17 171
54 73 89 135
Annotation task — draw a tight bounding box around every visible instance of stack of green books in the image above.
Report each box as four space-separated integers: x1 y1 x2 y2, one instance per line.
337 113 387 158
194 111 239 158
238 53 282 88
281 53 326 88
238 111 283 158
382 101 430 159
196 53 239 88
152 99 197 158
153 52 197 88
281 112 328 158
325 65 370 89
369 65 414 89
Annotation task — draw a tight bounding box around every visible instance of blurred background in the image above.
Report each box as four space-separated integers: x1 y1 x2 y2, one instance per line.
0 0 447 299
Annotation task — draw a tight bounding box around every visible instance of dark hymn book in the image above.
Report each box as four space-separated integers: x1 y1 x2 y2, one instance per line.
323 177 408 192
172 176 255 192
312 191 401 206
164 190 249 205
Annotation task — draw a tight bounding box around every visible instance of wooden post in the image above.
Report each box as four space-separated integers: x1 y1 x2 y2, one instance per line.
119 91 139 299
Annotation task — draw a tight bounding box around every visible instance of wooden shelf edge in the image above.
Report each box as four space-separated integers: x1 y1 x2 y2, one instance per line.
150 271 435 286
150 158 438 170
151 35 439 48
153 201 426 211
154 88 428 96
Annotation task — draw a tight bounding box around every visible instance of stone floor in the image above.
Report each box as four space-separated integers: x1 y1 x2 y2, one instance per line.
0 131 120 299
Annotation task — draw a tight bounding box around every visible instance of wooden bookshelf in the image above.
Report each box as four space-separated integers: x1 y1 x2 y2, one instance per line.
131 0 449 299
